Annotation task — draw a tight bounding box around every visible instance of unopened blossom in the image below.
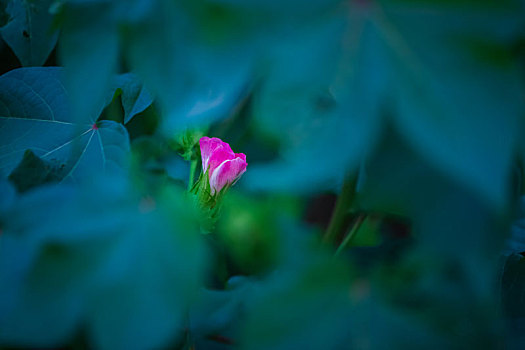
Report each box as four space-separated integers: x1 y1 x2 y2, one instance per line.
199 137 247 195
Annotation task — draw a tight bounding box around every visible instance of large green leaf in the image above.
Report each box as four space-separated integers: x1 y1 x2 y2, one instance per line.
368 0 524 207
59 0 118 124
0 177 208 349
0 0 58 66
245 16 382 193
360 129 508 268
57 0 345 136
239 251 352 350
123 0 251 134
246 0 525 205
235 222 354 350
0 67 130 182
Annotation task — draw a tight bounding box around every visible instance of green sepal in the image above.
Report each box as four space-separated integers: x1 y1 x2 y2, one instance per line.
190 168 235 233
173 129 206 161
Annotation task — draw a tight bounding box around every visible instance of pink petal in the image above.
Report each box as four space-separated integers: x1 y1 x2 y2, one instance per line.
207 149 233 175
199 137 235 172
234 153 246 162
209 156 248 194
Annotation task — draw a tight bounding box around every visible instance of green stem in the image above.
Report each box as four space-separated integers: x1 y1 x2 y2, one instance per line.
334 214 365 257
323 173 358 244
188 159 198 191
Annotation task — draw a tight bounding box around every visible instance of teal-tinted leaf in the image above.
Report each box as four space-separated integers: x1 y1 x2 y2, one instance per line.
122 0 345 135
375 250 504 348
503 196 525 255
360 130 507 267
124 0 250 134
0 178 208 349
59 0 118 124
371 0 524 207
57 0 348 135
0 67 130 182
239 251 352 350
358 128 510 344
0 0 58 66
247 0 525 204
345 292 451 350
190 278 259 349
0 184 91 347
244 15 382 193
8 149 65 193
112 73 153 124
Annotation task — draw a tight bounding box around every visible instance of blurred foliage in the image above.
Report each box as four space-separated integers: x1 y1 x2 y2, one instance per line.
8 149 66 193
0 0 58 66
0 0 525 349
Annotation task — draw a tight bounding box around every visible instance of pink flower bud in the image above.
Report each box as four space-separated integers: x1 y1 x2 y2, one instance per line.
199 137 247 194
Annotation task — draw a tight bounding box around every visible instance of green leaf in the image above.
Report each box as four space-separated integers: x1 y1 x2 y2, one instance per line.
244 15 382 193
59 0 118 124
0 178 208 349
189 277 258 349
374 250 504 348
124 0 250 134
112 73 153 124
239 256 352 349
8 149 66 193
238 227 353 350
247 0 525 206
366 0 524 207
0 67 130 182
0 0 58 66
360 129 508 267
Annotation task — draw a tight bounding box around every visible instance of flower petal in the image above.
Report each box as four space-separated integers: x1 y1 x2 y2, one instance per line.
208 148 237 174
209 156 248 194
199 137 235 172
234 153 246 162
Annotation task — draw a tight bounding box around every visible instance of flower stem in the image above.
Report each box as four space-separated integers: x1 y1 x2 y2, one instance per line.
323 173 357 244
334 214 365 257
188 159 198 192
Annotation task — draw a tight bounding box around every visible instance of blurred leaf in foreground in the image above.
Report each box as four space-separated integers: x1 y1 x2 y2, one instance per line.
0 0 58 66
59 0 118 124
8 149 66 193
367 0 524 207
0 176 208 350
237 221 353 350
247 0 525 207
358 128 512 348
